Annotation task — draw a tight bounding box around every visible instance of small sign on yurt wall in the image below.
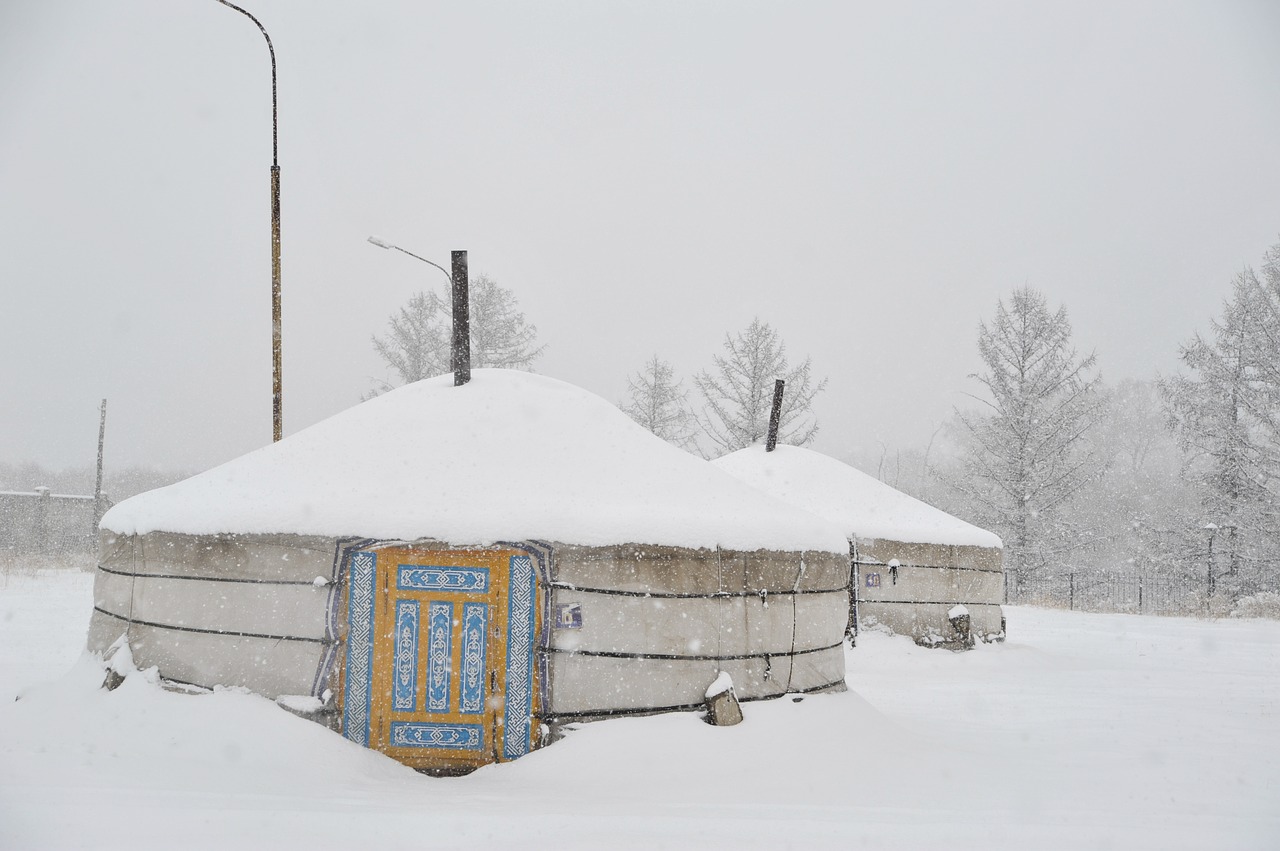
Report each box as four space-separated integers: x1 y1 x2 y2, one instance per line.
555 603 582 629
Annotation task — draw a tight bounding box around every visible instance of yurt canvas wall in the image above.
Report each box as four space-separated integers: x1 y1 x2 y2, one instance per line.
539 542 849 720
851 536 1003 647
91 371 851 771
713 445 1004 648
89 531 341 700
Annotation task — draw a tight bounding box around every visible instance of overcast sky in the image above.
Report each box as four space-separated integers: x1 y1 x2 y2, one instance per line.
3 0 1279 476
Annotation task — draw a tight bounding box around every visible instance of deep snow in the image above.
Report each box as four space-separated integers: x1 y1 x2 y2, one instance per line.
101 371 848 554
2 568 1278 850
714 445 1002 548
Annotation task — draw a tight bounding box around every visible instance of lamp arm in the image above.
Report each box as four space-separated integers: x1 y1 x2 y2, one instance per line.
215 0 278 167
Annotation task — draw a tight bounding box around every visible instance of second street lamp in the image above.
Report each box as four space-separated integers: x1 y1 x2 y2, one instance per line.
368 236 471 386
367 235 451 285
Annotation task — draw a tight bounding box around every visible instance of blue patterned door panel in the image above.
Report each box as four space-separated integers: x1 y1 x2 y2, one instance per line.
398 566 490 592
389 721 484 750
342 551 377 747
391 600 420 712
503 555 536 760
425 601 453 713
459 602 489 714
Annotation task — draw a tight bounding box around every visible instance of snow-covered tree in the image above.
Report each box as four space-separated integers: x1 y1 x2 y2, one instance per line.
371 291 451 387
620 356 698 452
1161 242 1280 598
694 318 826 455
466 274 546 370
370 274 545 392
946 287 1107 587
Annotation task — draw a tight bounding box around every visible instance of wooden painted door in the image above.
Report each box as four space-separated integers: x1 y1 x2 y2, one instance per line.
341 546 539 771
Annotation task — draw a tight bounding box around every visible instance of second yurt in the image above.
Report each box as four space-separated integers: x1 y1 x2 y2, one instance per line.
714 445 1004 648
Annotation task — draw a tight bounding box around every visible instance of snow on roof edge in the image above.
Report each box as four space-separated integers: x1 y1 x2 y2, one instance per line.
713 445 1003 550
101 371 850 555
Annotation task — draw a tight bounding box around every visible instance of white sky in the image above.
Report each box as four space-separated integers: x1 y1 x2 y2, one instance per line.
3 0 1279 473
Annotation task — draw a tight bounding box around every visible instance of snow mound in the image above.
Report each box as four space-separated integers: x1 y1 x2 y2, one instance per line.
705 671 734 699
1231 591 1280 620
101 370 847 554
713 445 1002 549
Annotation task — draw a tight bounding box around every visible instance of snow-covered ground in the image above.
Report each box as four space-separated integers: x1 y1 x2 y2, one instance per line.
2 568 1277 850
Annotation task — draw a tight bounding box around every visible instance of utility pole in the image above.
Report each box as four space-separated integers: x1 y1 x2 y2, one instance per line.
215 0 283 441
93 399 108 528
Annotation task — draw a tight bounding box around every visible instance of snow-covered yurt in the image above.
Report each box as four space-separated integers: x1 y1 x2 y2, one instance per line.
90 370 851 772
713 445 1004 648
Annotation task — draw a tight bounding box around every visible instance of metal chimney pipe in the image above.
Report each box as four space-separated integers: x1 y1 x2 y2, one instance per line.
765 379 785 452
451 250 471 385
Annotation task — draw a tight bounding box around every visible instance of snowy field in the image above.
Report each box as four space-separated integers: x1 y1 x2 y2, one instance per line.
2 567 1278 850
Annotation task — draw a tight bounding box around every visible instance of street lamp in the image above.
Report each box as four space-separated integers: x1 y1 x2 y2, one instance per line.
1204 522 1218 606
215 0 283 442
1203 521 1240 610
367 236 452 285
367 236 471 386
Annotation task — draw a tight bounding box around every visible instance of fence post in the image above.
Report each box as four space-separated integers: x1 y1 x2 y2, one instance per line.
1206 562 1213 616
1205 527 1216 616
1069 572 1075 611
34 486 51 556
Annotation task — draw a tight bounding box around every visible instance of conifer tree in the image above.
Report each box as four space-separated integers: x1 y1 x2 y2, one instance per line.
621 356 698 452
694 318 826 455
948 288 1107 588
370 274 545 393
1161 241 1280 598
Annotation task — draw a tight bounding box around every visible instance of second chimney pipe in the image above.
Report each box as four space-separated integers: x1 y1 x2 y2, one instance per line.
451 250 471 386
766 379 785 452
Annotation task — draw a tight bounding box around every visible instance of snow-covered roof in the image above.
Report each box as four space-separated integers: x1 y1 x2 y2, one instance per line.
712 445 1003 549
102 370 848 554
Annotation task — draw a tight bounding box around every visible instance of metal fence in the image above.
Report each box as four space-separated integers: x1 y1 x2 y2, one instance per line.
1008 570 1206 616
0 488 107 556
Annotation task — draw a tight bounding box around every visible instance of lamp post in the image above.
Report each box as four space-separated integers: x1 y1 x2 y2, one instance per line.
367 237 471 386
215 0 283 442
1204 522 1219 611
